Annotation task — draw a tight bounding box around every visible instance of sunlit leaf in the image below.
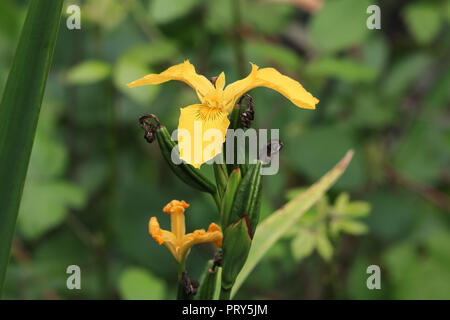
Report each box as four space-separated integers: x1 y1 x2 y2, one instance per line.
316 226 333 261
291 230 316 261
306 58 377 83
118 267 166 300
308 0 370 53
403 3 442 45
334 220 368 235
18 181 85 240
149 0 198 24
231 150 354 297
66 60 111 85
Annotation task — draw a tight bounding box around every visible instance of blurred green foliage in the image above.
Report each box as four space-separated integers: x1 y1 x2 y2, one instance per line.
1 0 449 299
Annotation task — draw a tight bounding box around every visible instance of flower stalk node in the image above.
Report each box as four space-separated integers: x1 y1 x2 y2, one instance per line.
139 114 161 143
210 250 223 273
237 94 255 128
181 271 199 297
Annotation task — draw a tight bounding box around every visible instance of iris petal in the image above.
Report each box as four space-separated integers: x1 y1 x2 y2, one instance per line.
223 63 319 113
127 60 214 102
178 104 230 168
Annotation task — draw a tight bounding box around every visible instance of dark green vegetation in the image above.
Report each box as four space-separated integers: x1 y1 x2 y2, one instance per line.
0 0 63 293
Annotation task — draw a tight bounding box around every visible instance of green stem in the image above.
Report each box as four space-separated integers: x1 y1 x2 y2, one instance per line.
0 0 64 295
176 259 187 300
219 286 231 300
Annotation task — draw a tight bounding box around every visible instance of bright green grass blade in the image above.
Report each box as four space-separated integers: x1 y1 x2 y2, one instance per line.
0 0 64 294
231 150 354 297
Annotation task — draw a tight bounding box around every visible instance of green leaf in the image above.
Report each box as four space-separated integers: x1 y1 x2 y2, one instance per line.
362 36 389 74
118 267 166 300
149 0 198 24
18 181 85 240
84 0 129 30
343 202 371 217
291 230 316 261
306 58 377 83
308 0 370 54
0 0 63 294
393 121 446 184
445 1 450 22
66 60 111 85
120 42 179 66
244 41 302 72
334 192 350 213
205 0 233 33
113 57 159 107
231 150 354 297
383 233 450 299
334 220 368 235
366 191 419 241
316 229 333 261
403 3 442 45
286 125 364 190
16 101 85 240
0 0 21 41
243 0 293 35
382 54 431 99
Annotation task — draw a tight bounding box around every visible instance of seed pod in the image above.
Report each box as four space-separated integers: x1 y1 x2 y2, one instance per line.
227 161 262 233
220 167 241 227
221 218 252 291
155 125 216 194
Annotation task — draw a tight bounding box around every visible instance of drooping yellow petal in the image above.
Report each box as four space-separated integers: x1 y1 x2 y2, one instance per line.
182 223 223 251
222 63 319 113
149 217 178 258
177 104 230 168
207 223 223 248
127 60 214 102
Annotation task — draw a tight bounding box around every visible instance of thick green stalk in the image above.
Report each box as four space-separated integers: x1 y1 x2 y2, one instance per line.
0 0 64 294
177 260 187 300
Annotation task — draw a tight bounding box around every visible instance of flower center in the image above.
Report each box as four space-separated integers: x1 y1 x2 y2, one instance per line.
194 105 225 121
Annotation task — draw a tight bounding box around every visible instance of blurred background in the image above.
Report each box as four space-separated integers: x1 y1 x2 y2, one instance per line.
0 0 449 299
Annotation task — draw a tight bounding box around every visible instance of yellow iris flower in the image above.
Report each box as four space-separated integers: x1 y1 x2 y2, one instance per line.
128 61 319 168
149 200 223 263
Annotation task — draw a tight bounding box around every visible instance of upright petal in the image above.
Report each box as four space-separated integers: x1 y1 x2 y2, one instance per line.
178 104 230 168
223 63 319 113
215 72 226 91
127 60 214 102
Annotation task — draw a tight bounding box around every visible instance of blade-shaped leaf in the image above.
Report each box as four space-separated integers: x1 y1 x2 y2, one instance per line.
231 150 354 297
0 0 64 293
